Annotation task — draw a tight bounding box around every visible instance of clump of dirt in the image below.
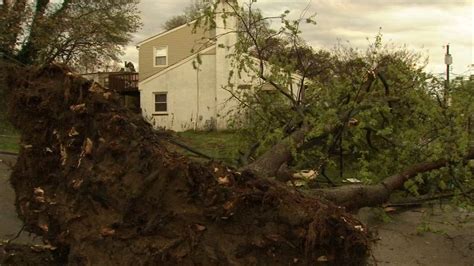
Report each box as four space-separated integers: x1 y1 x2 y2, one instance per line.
5 64 370 264
0 243 58 265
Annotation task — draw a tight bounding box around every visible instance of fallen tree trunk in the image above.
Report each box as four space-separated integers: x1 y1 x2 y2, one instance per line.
4 65 369 264
240 126 309 178
312 151 474 210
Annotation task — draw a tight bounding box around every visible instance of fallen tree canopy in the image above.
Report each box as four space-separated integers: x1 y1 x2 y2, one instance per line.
4 65 370 264
240 114 474 211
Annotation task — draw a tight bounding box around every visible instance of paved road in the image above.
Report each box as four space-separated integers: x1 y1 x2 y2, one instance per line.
0 154 39 244
359 204 474 265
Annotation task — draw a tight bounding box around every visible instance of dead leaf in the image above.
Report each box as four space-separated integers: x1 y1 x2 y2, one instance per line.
348 118 359 127
72 179 83 190
293 169 318 180
194 224 206 232
60 144 67 166
34 187 44 196
38 223 49 232
223 201 234 210
342 178 362 184
265 234 282 242
354 225 364 232
103 92 112 99
286 180 306 187
217 176 230 185
30 244 57 253
42 244 57 251
384 207 397 213
83 138 93 155
88 83 104 93
70 103 86 113
317 255 328 262
35 196 46 203
68 127 80 137
100 227 115 237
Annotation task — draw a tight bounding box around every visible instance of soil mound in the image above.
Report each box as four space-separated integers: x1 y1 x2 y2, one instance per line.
5 65 369 265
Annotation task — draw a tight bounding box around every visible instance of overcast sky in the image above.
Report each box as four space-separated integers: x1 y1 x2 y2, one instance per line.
123 0 473 76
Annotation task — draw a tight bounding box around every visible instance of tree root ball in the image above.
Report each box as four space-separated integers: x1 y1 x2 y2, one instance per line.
5 65 369 265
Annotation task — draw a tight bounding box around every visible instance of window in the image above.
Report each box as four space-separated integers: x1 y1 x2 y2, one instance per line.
154 92 167 112
154 46 168 67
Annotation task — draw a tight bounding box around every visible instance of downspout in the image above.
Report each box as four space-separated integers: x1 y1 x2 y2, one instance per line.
195 64 200 131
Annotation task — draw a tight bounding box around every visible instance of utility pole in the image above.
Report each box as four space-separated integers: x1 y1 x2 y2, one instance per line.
444 44 452 106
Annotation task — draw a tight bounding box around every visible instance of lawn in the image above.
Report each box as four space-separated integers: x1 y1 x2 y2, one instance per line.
0 135 19 153
0 118 19 153
0 119 248 159
176 130 249 166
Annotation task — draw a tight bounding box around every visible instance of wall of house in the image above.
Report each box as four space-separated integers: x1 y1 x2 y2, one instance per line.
140 54 217 132
138 21 215 82
214 0 239 129
138 0 304 132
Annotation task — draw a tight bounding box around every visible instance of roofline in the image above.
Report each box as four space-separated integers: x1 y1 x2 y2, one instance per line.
139 44 216 86
136 20 198 47
80 71 137 75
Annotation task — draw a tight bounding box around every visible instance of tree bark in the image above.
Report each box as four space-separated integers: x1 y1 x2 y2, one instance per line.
240 126 308 177
16 0 51 64
312 150 474 210
0 0 27 55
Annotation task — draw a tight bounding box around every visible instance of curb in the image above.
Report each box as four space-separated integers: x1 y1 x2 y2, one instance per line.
0 151 18 156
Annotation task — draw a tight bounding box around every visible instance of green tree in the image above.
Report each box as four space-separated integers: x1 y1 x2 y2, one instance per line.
0 0 141 134
0 0 141 67
162 0 209 31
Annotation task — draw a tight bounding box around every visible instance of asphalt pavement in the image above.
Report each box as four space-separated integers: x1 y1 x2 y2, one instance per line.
0 154 39 244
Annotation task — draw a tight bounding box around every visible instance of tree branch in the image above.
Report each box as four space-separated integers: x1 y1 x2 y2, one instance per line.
311 147 474 210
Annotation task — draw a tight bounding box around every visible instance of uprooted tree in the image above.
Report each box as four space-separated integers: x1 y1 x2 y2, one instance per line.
195 0 474 207
1 0 474 264
3 64 370 264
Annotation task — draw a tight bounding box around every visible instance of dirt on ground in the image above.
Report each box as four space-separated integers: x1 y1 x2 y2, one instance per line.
1 64 370 264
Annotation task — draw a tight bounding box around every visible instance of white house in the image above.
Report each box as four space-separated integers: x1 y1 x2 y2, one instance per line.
137 0 301 131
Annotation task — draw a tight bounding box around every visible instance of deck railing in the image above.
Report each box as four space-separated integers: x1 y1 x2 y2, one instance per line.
109 73 138 93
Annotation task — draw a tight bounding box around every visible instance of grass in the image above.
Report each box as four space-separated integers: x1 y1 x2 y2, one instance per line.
0 115 247 158
176 130 249 166
0 135 19 153
0 117 19 153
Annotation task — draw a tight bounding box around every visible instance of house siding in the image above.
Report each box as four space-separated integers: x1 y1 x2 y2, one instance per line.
138 22 215 81
140 54 218 131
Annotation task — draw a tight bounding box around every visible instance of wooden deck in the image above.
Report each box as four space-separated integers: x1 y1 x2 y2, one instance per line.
109 73 138 93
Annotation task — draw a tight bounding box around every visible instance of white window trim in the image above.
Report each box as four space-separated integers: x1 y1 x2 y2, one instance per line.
153 91 168 114
153 46 168 67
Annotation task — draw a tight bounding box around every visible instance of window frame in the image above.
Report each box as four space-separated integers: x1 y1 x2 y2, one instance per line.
153 46 168 67
153 92 168 114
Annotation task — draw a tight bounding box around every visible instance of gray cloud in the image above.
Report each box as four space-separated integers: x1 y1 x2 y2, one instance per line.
123 0 473 74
